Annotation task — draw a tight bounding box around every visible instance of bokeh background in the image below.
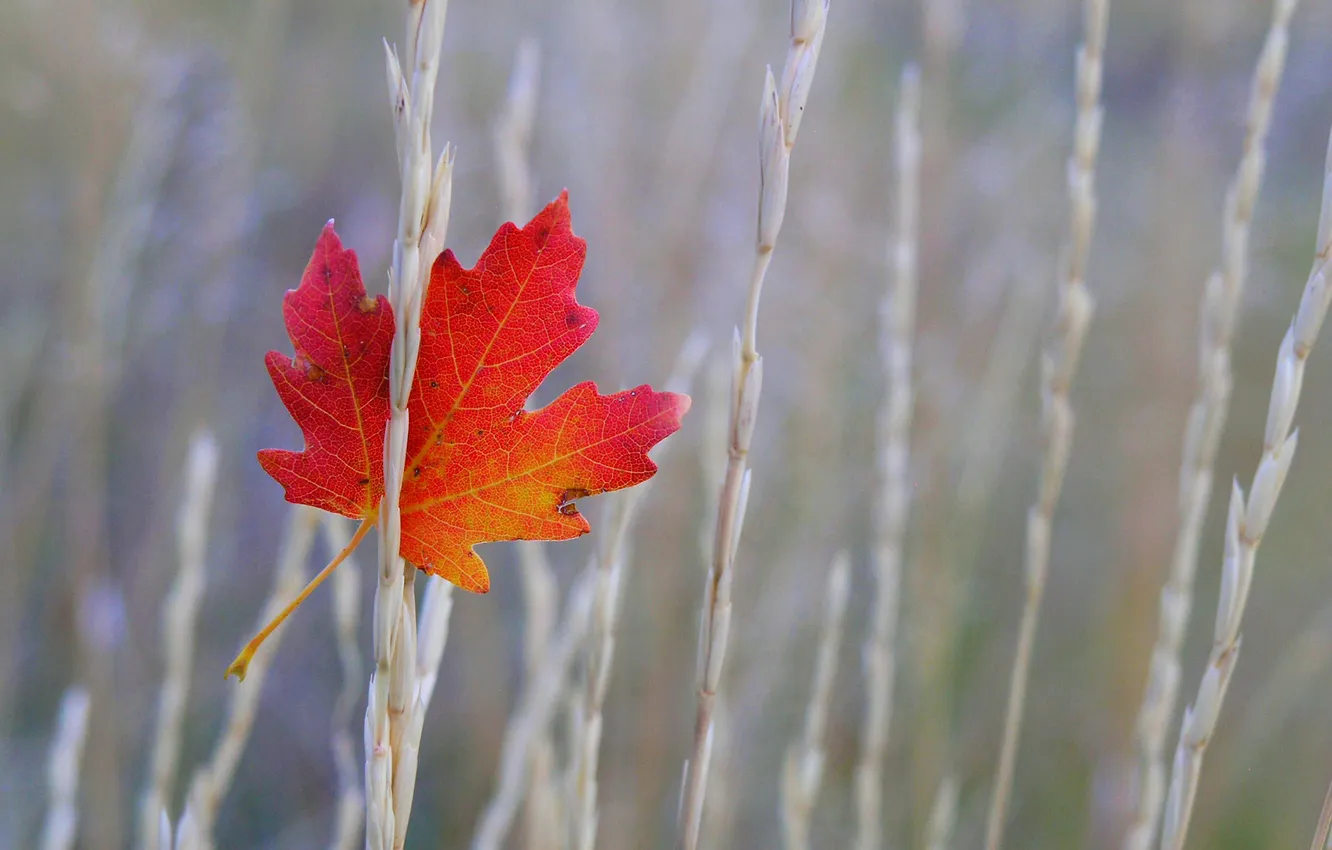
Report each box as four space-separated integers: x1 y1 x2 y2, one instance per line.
6 0 1332 847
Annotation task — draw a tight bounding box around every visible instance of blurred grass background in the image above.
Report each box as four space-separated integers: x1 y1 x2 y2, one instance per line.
6 0 1332 847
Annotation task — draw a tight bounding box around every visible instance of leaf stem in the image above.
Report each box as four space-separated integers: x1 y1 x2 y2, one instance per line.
226 512 376 681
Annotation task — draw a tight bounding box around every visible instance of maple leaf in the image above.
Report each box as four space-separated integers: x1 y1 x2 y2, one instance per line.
228 193 689 678
256 223 392 520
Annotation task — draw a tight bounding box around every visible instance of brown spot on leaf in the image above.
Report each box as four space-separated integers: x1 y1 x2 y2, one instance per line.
358 295 378 313
295 353 326 382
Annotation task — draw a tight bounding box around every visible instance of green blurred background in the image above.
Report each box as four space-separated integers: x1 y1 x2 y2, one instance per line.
5 0 1332 847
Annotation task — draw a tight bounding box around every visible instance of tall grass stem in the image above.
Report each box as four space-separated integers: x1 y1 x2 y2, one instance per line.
368 2 453 847
176 505 320 850
1122 4 1298 847
324 517 366 850
781 552 850 850
983 0 1107 846
41 687 91 850
137 431 218 849
1157 125 1332 850
677 4 828 846
853 64 920 850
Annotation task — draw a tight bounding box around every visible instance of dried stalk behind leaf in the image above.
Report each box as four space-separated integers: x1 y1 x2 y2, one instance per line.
653 0 758 232
515 541 560 850
696 357 735 849
495 38 540 225
982 1 1106 848
175 506 320 850
0 313 48 490
492 40 562 849
323 516 365 850
853 63 920 850
41 687 91 850
388 573 455 846
472 573 597 850
677 3 828 847
22 56 189 850
780 553 849 850
569 333 707 850
369 2 453 848
1231 598 1332 778
137 431 219 850
1310 779 1332 850
0 55 191 744
480 335 706 850
925 777 959 850
1157 126 1332 850
1122 4 1298 848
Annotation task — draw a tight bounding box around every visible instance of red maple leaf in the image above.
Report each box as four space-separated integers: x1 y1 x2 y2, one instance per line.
228 193 689 678
256 223 393 520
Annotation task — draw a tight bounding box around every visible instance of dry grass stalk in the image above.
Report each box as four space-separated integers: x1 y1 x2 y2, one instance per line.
677 4 828 846
564 502 630 850
49 58 190 848
0 56 188 729
472 573 597 850
853 63 920 850
780 552 850 850
491 39 564 848
86 57 190 384
465 336 705 850
983 0 1107 847
653 0 758 231
1121 4 1298 848
368 2 454 848
137 431 219 850
696 357 735 849
956 260 1048 510
1157 126 1332 850
925 777 959 850
567 333 706 850
1311 779 1332 850
323 517 366 850
495 38 540 225
699 358 730 557
0 313 48 491
1231 598 1332 777
515 542 560 850
175 505 320 850
41 686 91 850
386 571 455 845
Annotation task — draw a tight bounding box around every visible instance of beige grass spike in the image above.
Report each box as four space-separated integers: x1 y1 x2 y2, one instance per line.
983 0 1108 846
677 3 828 847
1158 126 1332 850
138 431 218 850
853 63 920 850
1121 4 1299 847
